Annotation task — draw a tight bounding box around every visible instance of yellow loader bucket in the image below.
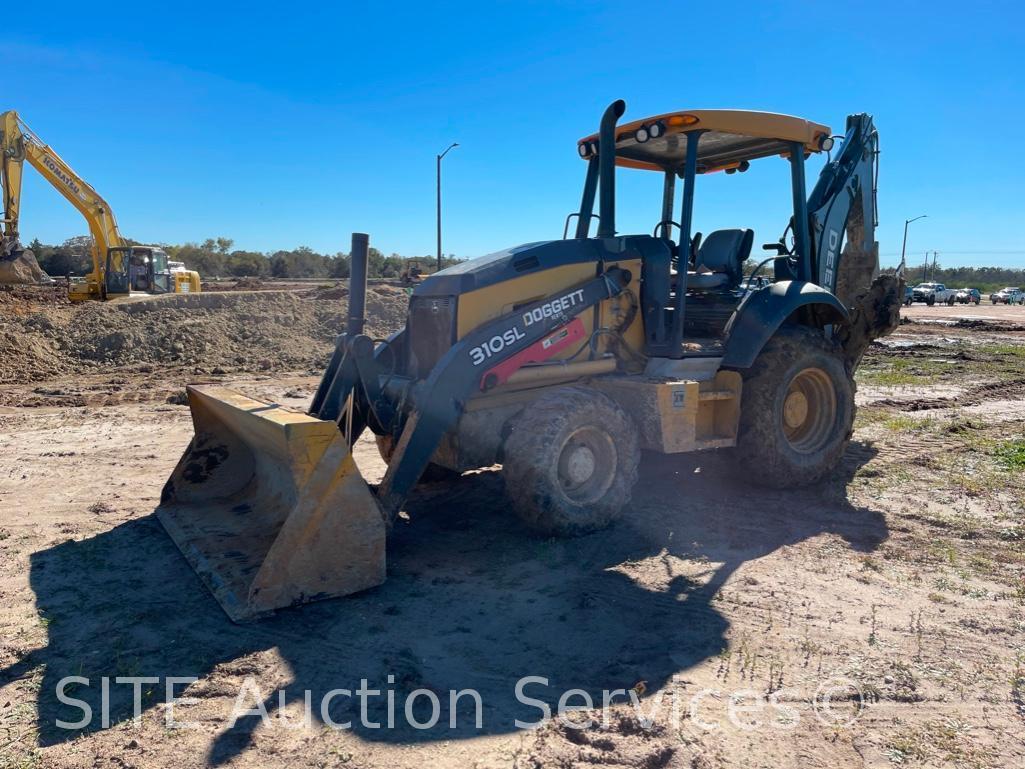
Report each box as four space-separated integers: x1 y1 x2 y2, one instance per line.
157 384 386 621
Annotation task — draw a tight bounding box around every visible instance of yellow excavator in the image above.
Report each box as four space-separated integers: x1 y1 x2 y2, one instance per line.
0 110 200 300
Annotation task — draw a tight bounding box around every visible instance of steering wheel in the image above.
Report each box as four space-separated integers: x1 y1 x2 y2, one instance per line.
652 220 681 239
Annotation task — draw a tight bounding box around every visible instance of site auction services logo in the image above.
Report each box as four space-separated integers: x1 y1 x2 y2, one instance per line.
53 674 869 733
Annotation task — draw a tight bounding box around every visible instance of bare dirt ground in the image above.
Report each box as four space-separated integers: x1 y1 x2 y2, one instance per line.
1 291 1024 768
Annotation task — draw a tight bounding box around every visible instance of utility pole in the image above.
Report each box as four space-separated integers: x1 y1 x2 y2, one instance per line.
901 215 927 274
436 142 458 272
922 251 930 283
931 251 940 281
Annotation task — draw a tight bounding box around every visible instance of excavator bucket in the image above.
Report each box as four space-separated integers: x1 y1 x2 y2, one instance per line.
157 384 386 622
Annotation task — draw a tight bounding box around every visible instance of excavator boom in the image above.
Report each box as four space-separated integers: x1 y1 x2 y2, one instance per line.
1 110 124 297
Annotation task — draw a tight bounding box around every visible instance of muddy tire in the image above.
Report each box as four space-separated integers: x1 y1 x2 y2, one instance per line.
502 386 640 536
735 325 854 488
375 434 460 483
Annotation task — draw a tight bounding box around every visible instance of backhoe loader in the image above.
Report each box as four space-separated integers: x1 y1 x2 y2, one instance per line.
0 110 200 300
159 100 902 621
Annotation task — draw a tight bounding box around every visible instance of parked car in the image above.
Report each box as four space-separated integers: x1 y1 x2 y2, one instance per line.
990 287 1024 305
911 282 955 306
741 275 771 294
952 287 981 305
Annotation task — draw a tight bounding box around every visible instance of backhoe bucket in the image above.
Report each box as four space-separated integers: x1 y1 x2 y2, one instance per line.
157 384 385 622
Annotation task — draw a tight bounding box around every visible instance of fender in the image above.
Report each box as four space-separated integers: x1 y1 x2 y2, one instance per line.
721 281 849 369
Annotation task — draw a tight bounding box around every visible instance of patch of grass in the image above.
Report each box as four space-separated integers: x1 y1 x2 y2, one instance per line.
890 661 921 702
858 357 956 387
859 556 883 573
948 466 1003 497
967 553 996 577
861 369 927 387
0 748 42 769
885 731 929 764
933 575 957 592
975 342 1025 358
993 439 1025 472
881 414 936 433
853 407 890 429
886 719 996 768
927 541 959 566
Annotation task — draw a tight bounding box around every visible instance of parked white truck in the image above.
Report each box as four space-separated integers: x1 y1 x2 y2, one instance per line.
910 282 956 306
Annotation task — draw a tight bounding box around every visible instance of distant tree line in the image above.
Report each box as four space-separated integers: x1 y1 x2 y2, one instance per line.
26 236 462 280
25 235 1025 292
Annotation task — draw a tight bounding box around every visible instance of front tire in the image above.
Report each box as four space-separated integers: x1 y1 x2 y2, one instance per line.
735 326 855 488
502 386 640 536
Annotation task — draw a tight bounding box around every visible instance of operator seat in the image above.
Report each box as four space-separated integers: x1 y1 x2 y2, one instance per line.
687 229 753 290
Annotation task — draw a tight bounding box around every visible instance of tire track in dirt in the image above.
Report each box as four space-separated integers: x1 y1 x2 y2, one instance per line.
870 377 1025 412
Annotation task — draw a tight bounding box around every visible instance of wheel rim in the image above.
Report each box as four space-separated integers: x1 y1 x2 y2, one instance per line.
781 367 837 454
556 426 617 504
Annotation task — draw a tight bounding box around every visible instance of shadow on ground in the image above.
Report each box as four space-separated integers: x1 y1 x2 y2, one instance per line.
3 441 886 764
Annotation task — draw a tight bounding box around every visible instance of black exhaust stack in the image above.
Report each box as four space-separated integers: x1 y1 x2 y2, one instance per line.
347 232 369 336
309 231 370 419
596 99 625 238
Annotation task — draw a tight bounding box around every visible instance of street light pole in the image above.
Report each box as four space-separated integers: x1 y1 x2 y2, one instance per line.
436 142 458 273
901 214 927 274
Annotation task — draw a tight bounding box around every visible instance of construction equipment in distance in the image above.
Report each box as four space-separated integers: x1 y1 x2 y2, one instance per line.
0 110 200 300
399 258 433 285
160 100 901 621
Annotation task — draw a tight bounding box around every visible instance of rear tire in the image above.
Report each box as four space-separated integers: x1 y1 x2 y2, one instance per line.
735 325 854 488
502 386 640 536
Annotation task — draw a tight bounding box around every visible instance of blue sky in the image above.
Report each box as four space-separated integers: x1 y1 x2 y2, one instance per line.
5 1 1023 268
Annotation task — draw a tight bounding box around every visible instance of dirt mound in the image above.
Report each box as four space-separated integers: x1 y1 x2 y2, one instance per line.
953 317 1025 332
0 283 69 307
0 286 409 384
232 277 264 290
0 248 50 285
308 282 350 300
